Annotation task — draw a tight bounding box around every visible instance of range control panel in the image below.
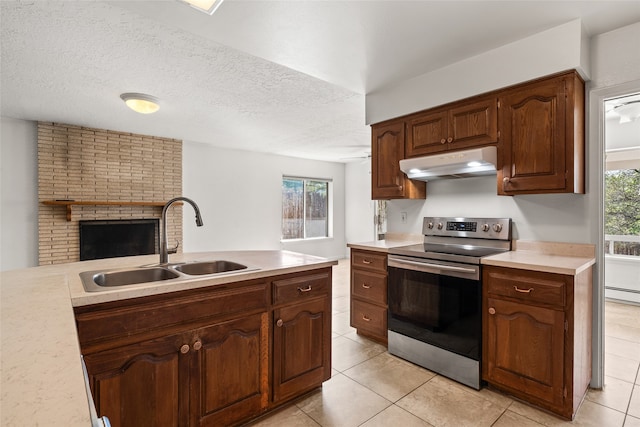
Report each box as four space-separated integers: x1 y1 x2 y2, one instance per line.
422 217 511 241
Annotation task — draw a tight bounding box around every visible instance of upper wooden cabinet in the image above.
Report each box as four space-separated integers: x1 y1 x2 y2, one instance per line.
406 95 498 157
371 120 426 200
369 69 585 199
498 71 585 195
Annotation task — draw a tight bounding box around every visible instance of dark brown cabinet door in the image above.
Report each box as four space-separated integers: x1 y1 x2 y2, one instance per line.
371 120 425 200
485 297 565 408
83 332 188 427
498 72 584 195
406 96 497 157
406 108 448 156
448 96 498 150
272 297 331 403
192 313 268 427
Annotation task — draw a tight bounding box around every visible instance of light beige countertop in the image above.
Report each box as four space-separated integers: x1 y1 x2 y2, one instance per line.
481 240 596 275
348 236 595 276
1 250 337 426
347 233 423 253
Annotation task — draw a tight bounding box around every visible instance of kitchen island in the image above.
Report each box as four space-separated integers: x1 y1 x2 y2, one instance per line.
1 250 337 426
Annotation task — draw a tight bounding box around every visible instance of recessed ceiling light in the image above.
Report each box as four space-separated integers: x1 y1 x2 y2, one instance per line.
179 0 224 15
120 93 160 114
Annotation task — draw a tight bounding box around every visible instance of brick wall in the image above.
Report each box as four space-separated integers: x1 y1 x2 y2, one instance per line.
38 122 183 265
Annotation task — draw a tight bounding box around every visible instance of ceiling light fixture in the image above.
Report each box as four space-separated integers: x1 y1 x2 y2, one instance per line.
178 0 224 15
120 93 160 114
614 100 640 124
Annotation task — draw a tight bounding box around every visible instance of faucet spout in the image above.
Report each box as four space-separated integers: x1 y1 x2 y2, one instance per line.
160 197 203 264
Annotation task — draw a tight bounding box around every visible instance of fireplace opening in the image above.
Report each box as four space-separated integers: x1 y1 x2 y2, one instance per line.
79 219 159 261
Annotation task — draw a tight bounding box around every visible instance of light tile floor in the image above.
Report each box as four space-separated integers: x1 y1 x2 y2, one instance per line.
251 260 640 427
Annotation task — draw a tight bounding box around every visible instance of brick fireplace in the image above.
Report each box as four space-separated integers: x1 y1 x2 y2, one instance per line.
37 122 183 265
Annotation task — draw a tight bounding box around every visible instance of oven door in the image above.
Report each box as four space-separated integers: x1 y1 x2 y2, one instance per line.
387 255 481 360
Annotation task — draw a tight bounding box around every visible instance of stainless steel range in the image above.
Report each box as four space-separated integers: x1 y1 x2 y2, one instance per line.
387 216 512 389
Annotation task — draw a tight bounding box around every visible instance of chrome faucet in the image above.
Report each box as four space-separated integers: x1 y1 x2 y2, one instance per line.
159 197 203 264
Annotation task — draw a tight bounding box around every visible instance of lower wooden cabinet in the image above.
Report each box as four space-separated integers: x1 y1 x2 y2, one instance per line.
83 313 268 427
83 330 186 427
76 268 333 427
192 314 268 427
350 249 388 343
482 265 592 420
272 297 331 403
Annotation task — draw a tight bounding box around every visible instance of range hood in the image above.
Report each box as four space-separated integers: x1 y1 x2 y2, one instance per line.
400 146 497 181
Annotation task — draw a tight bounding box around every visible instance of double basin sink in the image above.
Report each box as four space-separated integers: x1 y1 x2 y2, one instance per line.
80 260 257 292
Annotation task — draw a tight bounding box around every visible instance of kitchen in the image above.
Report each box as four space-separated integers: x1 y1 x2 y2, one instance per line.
2 1 640 426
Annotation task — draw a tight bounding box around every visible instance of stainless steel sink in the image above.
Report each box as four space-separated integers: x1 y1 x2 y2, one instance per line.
83 267 180 289
172 260 248 276
79 260 257 292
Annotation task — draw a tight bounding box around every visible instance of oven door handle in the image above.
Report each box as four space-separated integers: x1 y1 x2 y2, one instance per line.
388 257 477 274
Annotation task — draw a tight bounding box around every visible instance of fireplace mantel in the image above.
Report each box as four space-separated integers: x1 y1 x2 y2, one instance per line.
41 200 180 221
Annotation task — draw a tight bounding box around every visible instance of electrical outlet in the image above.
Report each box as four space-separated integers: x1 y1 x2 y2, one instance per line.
401 212 407 223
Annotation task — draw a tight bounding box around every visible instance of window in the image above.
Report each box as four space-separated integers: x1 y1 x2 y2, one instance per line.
282 177 330 240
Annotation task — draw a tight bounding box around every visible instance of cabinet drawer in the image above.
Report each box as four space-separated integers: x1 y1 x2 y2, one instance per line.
273 272 330 305
351 270 387 304
484 267 568 307
351 300 387 338
75 280 269 349
351 250 387 273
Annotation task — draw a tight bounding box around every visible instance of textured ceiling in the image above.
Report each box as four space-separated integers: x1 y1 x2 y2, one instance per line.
2 1 640 163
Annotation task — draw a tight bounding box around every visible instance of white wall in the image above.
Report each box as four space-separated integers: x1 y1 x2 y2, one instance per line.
1 117 38 271
366 19 590 124
590 22 640 89
385 177 591 243
345 160 374 253
182 141 346 260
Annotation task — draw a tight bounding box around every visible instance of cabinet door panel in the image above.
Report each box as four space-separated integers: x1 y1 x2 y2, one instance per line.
449 97 497 149
499 77 567 194
406 109 448 157
372 121 405 198
84 334 187 427
485 297 565 407
193 313 268 427
273 297 331 402
371 121 426 199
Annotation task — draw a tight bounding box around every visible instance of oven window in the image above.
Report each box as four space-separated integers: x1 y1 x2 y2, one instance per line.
388 266 481 360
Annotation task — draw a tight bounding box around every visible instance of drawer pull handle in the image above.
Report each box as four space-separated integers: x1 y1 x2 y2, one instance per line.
362 259 372 264
362 315 371 322
488 307 496 315
362 283 371 289
180 344 190 354
514 286 534 294
297 285 312 293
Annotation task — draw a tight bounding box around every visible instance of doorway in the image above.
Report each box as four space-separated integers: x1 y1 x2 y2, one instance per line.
602 92 640 393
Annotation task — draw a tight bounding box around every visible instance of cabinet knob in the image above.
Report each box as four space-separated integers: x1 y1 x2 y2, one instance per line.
297 285 312 293
488 307 496 315
180 344 190 354
503 177 511 191
193 340 202 351
276 319 283 327
447 137 453 143
440 138 446 144
513 286 534 294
